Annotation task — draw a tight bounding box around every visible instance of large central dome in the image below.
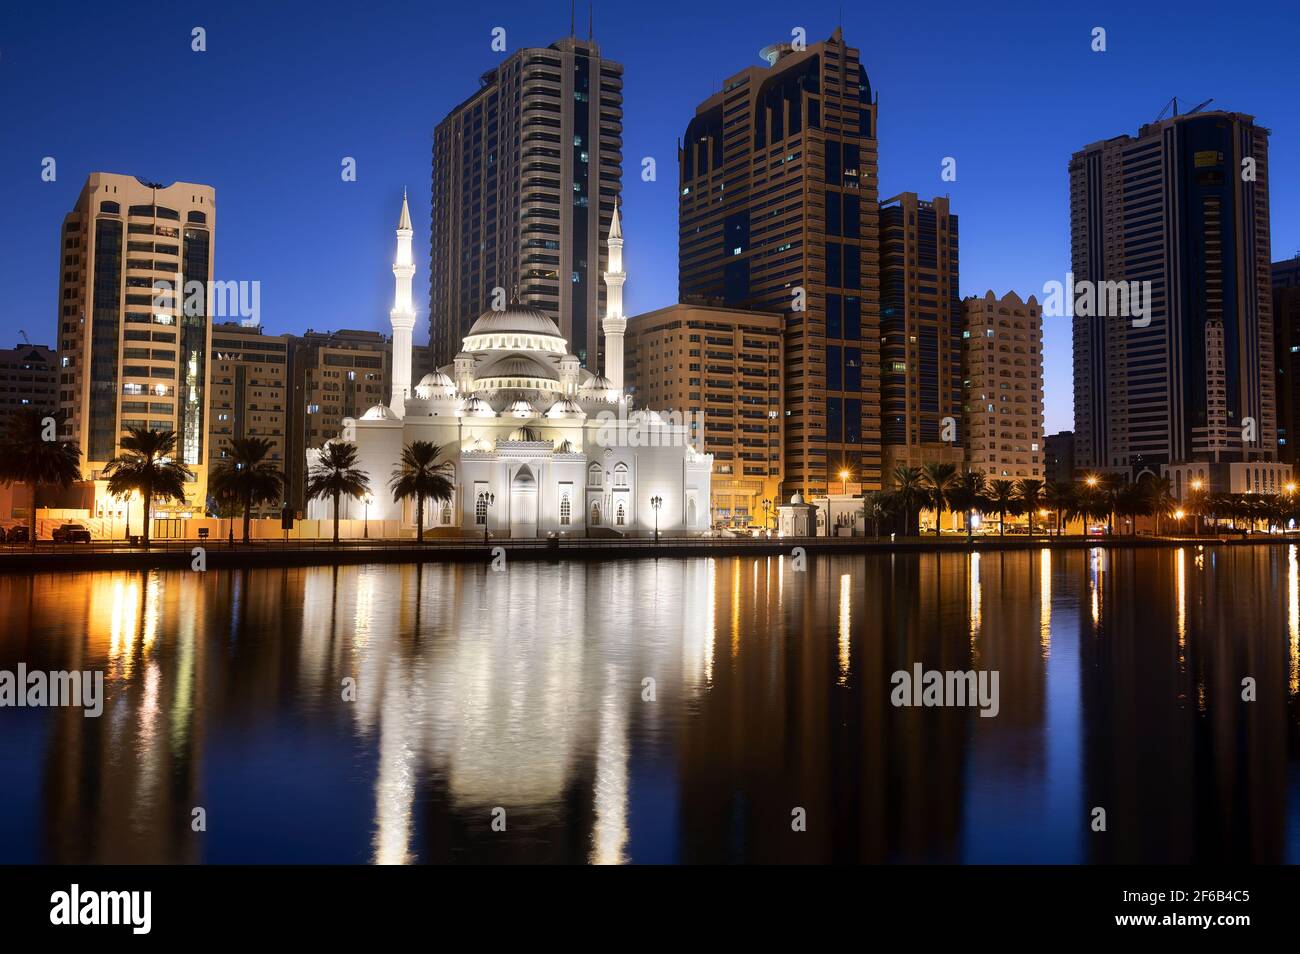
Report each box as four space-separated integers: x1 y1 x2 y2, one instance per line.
467 302 562 338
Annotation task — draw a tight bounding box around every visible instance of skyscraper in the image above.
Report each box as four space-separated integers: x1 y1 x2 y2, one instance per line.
1069 110 1282 493
430 35 623 371
1273 256 1300 463
55 173 215 513
0 340 57 433
879 193 963 475
678 27 880 496
962 291 1043 480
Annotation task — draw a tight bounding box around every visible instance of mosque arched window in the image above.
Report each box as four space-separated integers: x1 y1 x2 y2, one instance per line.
560 495 571 526
613 463 629 488
616 503 625 527
440 502 452 525
475 496 488 525
590 502 600 525
587 463 603 488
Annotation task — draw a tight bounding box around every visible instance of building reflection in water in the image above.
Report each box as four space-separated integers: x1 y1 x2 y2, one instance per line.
1 546 1298 864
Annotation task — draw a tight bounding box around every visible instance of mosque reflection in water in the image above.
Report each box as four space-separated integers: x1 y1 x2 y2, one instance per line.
1 545 1298 864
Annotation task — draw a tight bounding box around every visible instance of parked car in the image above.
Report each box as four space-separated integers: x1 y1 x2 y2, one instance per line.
4 525 30 543
51 523 92 543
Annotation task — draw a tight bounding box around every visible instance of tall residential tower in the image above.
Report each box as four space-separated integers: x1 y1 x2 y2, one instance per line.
430 36 623 371
55 173 215 512
678 27 880 496
1069 110 1281 493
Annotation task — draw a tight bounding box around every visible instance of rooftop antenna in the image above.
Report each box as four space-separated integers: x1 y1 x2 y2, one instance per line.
570 0 574 37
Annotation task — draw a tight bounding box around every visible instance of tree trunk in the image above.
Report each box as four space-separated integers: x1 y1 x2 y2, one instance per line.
1028 510 1034 536
29 484 38 548
416 493 424 543
332 489 341 544
141 485 152 548
1000 506 1006 536
243 491 252 543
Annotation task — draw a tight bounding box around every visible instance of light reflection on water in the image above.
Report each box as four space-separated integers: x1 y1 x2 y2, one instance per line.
1 547 1299 864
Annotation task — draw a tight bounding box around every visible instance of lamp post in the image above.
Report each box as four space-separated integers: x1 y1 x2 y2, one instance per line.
363 492 373 539
478 491 495 543
650 495 663 543
1190 478 1204 536
762 497 773 535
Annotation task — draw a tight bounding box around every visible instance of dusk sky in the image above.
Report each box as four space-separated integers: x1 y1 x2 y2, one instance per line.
3 0 1298 433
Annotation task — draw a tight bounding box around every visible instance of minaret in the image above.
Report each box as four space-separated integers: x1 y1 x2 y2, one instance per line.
389 189 416 417
601 201 626 392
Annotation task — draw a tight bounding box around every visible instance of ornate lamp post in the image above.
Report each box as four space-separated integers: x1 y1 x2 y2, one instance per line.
762 497 773 534
478 490 495 543
650 495 663 543
363 492 373 539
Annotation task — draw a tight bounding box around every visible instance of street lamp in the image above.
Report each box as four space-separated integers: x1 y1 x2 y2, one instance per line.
1174 508 1186 535
650 494 663 543
477 490 495 543
1085 475 1099 488
838 468 851 494
761 497 773 535
363 492 373 539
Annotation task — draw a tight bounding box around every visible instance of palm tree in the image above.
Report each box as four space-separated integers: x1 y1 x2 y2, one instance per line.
0 408 82 546
389 441 455 542
861 490 895 540
1043 481 1075 536
306 441 371 544
920 462 959 537
986 478 1017 537
1071 485 1110 535
1116 482 1149 536
102 426 193 547
1099 473 1126 536
1016 478 1043 536
890 465 926 536
1143 476 1176 535
209 437 284 543
949 469 989 539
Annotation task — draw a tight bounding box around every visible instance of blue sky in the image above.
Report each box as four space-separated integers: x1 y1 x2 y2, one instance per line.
2 0 1298 433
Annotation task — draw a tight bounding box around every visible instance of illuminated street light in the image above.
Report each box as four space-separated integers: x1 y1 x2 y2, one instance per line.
1085 475 1099 488
363 492 373 539
650 494 663 543
477 490 495 543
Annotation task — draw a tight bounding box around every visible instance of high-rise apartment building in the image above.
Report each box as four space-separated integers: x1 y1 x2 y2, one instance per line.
0 341 57 432
285 329 390 507
626 302 783 527
430 36 623 371
961 291 1043 480
678 27 880 496
1273 256 1300 462
1044 431 1076 484
879 193 963 475
1070 110 1278 490
208 322 291 514
55 173 215 513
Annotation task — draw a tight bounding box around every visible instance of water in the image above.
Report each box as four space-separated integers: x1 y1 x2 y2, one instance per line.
2 545 1298 864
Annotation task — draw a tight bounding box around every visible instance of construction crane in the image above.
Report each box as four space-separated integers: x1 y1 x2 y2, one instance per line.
19 329 31 346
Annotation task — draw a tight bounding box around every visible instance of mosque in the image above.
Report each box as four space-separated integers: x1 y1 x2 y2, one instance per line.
307 195 713 538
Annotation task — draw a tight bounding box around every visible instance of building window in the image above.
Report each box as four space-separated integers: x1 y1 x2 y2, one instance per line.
560 495 571 525
587 463 602 488
616 503 626 527
590 502 600 525
441 503 452 525
476 496 487 525
613 462 628 487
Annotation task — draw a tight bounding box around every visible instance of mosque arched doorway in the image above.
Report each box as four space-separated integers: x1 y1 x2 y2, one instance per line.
510 466 538 537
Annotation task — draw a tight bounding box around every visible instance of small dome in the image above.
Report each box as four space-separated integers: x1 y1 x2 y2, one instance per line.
554 438 577 454
459 396 496 418
508 426 542 442
790 491 804 505
504 396 538 418
582 373 613 391
467 302 562 338
360 403 398 421
545 398 586 419
415 371 456 399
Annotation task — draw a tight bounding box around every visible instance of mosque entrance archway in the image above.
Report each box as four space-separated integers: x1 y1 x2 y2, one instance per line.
510 465 538 538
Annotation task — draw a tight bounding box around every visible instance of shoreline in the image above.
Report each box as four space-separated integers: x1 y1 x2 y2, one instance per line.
0 531 1292 572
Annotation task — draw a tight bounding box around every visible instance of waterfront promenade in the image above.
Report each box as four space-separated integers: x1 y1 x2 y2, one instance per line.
0 530 1289 572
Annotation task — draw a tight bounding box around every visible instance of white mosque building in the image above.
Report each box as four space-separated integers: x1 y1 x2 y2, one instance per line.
307 195 713 538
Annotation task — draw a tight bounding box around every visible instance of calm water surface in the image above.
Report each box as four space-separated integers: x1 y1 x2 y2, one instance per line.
2 546 1299 864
